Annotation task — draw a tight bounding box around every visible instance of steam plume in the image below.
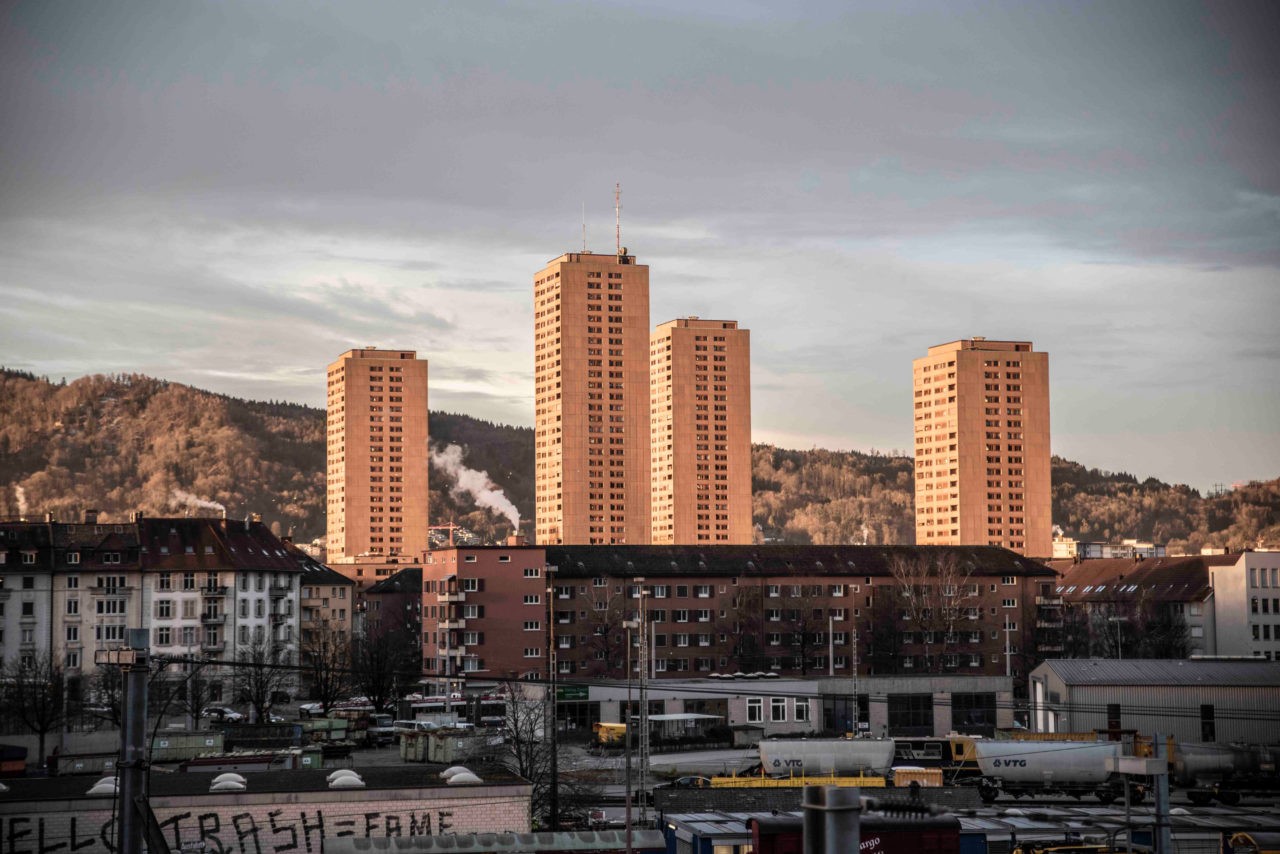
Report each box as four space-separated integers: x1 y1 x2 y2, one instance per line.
429 443 520 529
14 485 27 517
171 489 226 515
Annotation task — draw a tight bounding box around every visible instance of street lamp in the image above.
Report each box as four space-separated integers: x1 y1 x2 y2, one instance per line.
545 564 559 830
622 618 639 854
1108 616 1129 660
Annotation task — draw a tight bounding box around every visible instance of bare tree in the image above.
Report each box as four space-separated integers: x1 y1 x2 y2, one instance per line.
580 585 630 678
888 552 979 673
232 634 292 722
299 621 352 711
778 583 827 675
725 585 767 672
493 681 600 829
2 651 67 766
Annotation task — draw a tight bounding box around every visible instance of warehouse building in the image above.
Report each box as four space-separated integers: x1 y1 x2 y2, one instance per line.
1028 659 1280 743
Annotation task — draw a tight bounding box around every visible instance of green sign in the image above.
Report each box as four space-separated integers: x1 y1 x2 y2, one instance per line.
557 685 588 701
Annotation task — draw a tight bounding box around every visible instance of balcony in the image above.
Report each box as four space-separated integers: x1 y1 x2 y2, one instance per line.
201 640 225 652
90 586 135 596
200 613 225 625
1038 643 1064 652
200 585 229 597
446 647 467 659
440 618 465 630
1036 596 1063 606
268 584 289 598
271 613 288 624
1036 620 1064 629
438 591 465 603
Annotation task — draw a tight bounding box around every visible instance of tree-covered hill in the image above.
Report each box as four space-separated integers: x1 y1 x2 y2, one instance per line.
1 369 1275 551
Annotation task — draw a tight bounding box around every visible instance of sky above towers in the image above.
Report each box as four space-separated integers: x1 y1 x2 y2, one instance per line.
1 1 1278 494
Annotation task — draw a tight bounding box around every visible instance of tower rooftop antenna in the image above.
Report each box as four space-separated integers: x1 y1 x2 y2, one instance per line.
615 182 621 255
582 201 587 252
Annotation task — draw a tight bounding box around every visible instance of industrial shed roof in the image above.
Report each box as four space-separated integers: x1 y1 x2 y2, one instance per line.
1038 658 1280 687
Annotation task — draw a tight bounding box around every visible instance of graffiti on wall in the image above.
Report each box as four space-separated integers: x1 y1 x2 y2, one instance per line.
0 805 466 854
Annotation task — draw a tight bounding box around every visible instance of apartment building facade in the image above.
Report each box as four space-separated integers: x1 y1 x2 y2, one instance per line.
0 515 303 701
533 251 652 545
650 318 752 545
420 544 1060 690
913 338 1051 557
325 348 430 563
1209 551 1280 660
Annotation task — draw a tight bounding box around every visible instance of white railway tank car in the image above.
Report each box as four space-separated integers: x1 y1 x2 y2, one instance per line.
972 740 1138 804
756 738 896 777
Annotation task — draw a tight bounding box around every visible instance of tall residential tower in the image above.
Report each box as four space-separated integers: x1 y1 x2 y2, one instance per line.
913 338 1051 557
650 317 752 544
534 251 651 545
325 348 430 563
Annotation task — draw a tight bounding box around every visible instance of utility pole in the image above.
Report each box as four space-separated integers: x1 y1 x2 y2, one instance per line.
851 623 860 736
95 629 149 854
542 568 558 829
622 619 638 854
545 564 559 830
636 578 649 825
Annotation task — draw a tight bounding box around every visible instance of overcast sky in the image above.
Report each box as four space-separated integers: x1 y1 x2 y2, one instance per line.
2 1 1278 493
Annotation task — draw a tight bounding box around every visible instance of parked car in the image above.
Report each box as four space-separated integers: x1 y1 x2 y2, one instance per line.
200 706 245 723
299 702 325 718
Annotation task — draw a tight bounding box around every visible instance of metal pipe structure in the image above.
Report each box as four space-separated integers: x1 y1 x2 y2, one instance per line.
801 785 861 854
1154 732 1172 854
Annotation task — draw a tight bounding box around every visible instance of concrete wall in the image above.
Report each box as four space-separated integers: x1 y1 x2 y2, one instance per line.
0 786 531 854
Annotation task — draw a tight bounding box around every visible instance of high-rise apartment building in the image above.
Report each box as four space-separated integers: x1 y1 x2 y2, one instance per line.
325 348 430 562
650 317 752 544
913 338 1051 557
534 251 651 545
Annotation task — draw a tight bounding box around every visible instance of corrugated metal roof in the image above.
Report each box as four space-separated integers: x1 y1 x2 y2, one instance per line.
1040 658 1280 686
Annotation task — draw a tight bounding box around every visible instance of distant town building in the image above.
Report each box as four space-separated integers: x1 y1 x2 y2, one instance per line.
1050 555 1227 658
364 566 422 642
420 543 1061 691
324 348 430 563
1052 535 1166 560
1208 551 1280 661
650 317 752 545
0 513 302 700
533 251 651 545
913 338 1051 557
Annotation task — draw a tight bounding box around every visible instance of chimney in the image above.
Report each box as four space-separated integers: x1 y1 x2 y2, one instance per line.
132 510 145 523
44 511 56 523
506 534 528 548
250 513 262 525
83 509 99 525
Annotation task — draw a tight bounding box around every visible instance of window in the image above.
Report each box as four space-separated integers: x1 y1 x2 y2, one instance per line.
1001 576 1015 585
65 625 79 642
794 699 810 722
1002 599 1017 608
66 598 79 615
771 698 787 722
156 600 173 619
523 594 541 605
747 698 763 723
523 621 540 631
523 648 542 658
67 551 80 565
65 651 80 669
523 567 540 578
462 578 480 592
66 575 79 589
156 626 172 645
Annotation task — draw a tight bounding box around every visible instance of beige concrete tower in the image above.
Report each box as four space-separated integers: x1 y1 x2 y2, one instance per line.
534 251 651 545
913 338 1051 557
651 318 753 544
326 348 430 561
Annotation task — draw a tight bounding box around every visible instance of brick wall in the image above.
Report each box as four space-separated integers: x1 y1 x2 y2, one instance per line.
0 785 531 854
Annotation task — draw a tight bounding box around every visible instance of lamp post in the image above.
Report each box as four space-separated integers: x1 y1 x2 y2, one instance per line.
1108 615 1129 660
545 564 559 830
622 618 639 854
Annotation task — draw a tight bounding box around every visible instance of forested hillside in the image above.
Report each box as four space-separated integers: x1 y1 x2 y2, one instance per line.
1 369 1276 551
